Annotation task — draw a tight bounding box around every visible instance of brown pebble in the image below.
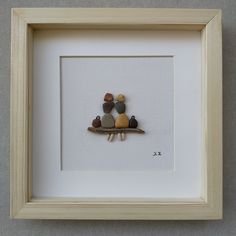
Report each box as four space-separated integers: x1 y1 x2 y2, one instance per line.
103 102 114 113
92 116 101 128
104 93 114 102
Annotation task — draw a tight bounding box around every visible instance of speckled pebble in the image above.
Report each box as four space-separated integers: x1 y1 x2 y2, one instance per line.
116 94 125 102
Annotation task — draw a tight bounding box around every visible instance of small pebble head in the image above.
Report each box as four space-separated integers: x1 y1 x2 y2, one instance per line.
104 93 114 102
116 94 125 102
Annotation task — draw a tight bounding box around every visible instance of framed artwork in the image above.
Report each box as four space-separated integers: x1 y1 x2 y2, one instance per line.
11 8 222 219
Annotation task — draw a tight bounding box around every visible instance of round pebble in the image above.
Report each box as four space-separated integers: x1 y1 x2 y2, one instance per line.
104 93 114 102
92 116 101 128
103 102 114 113
116 94 125 102
115 101 126 114
129 115 138 128
101 114 115 128
115 113 129 128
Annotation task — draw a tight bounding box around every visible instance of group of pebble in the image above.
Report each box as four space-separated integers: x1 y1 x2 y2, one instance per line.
92 92 138 131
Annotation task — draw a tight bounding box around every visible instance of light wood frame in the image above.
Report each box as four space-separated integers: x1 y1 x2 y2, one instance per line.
11 8 222 220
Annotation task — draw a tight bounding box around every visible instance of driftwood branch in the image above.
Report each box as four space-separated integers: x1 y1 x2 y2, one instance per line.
87 127 145 134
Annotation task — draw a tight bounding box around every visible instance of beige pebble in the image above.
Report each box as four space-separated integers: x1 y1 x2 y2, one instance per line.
121 132 125 141
115 113 129 128
116 94 125 102
118 133 122 141
109 133 115 142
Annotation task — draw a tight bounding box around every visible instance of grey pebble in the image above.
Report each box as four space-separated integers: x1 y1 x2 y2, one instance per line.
115 101 126 114
101 114 115 128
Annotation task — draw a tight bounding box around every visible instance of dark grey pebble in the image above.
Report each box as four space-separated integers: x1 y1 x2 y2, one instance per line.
129 116 138 128
115 101 126 114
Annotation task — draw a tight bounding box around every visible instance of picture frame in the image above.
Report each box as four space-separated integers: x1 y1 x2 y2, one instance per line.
11 8 222 220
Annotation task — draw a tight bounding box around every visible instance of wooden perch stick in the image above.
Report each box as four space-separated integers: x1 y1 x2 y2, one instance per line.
87 127 145 134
